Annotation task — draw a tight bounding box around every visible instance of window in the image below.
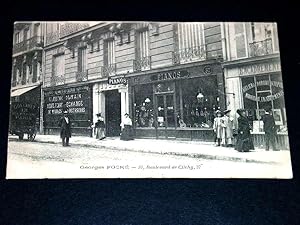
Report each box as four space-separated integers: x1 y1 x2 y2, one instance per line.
53 54 65 77
14 32 20 44
23 28 29 41
78 47 87 72
34 24 40 36
234 23 247 58
134 29 150 71
104 39 115 66
176 23 205 62
133 84 154 128
103 38 116 76
241 74 286 132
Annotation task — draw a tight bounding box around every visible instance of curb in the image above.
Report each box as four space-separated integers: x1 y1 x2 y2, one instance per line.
12 138 281 165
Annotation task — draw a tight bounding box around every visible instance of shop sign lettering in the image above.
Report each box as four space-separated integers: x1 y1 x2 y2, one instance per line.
238 61 281 76
108 76 127 85
44 86 89 115
151 70 189 82
242 80 284 102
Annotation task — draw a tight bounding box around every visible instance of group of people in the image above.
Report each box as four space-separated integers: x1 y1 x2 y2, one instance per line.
58 108 278 151
213 108 278 152
58 110 134 147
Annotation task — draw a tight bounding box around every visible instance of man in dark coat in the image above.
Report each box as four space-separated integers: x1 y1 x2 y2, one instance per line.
262 109 278 151
235 109 254 152
58 110 71 146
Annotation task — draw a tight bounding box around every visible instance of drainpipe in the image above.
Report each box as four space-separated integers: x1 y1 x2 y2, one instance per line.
39 22 46 134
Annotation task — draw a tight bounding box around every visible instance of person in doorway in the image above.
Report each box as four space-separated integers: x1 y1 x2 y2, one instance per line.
262 109 278 151
95 113 106 140
120 113 134 141
213 110 223 146
235 109 254 152
58 110 72 147
221 109 235 147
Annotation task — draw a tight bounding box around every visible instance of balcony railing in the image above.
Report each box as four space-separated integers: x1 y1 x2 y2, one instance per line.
50 75 65 86
76 70 88 82
172 45 206 65
133 56 151 72
249 38 273 57
11 80 17 87
101 64 117 77
13 36 43 55
46 31 60 45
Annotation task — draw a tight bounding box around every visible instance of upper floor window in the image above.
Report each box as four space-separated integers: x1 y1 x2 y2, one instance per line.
33 23 40 36
14 32 20 44
102 38 116 76
249 22 279 57
174 23 206 64
134 28 151 71
78 47 87 72
23 28 29 41
53 54 65 77
228 23 248 60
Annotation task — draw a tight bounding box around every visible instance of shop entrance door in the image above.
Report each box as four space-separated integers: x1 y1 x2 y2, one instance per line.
105 90 121 137
155 93 176 138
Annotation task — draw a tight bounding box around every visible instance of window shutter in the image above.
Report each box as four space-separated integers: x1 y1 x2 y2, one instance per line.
103 41 108 66
234 23 246 58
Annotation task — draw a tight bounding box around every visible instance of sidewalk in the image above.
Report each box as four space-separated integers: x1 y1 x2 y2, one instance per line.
8 134 291 164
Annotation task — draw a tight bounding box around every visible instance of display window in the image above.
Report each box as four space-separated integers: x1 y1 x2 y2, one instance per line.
241 73 287 133
133 76 219 129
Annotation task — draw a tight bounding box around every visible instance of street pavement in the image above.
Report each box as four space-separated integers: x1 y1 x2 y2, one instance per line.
7 140 293 179
8 134 292 164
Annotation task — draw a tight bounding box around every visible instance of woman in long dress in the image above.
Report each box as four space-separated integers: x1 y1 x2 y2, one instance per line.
95 113 106 140
120 113 134 141
235 109 254 152
213 110 223 146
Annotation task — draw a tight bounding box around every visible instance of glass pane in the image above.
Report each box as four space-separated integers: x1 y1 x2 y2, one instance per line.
133 84 154 128
166 95 175 127
157 95 165 127
241 76 257 121
154 82 174 93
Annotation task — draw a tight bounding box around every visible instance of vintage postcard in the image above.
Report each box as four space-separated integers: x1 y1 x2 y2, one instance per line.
6 21 293 178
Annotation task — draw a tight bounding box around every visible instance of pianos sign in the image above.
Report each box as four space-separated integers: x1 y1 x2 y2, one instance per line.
108 76 127 85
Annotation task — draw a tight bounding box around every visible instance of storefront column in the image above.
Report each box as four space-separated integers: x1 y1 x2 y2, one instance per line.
119 88 128 126
92 84 105 133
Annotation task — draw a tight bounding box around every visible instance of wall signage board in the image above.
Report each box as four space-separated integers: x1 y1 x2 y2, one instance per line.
108 76 127 85
238 61 281 76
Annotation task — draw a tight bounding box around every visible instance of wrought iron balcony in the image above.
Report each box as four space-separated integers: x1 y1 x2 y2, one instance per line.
76 70 88 82
13 36 43 55
101 64 117 77
46 31 60 45
133 56 151 72
50 75 65 86
172 45 206 65
249 38 273 57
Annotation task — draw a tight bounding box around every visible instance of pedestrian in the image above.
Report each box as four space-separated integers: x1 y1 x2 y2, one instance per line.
235 109 254 152
213 110 223 146
58 110 71 147
221 109 235 147
95 113 106 140
120 113 134 141
262 109 278 151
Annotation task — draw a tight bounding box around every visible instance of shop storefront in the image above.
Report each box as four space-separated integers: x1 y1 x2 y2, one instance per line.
43 84 93 136
92 77 129 137
224 57 289 149
128 63 224 141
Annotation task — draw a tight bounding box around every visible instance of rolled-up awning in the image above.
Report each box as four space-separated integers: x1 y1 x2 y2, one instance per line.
10 85 40 97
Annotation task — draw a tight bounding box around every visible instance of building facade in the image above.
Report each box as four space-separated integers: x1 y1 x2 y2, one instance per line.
222 22 289 149
41 22 226 140
10 22 44 131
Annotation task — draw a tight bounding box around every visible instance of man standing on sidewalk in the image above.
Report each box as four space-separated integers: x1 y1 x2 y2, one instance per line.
262 109 278 151
59 110 72 147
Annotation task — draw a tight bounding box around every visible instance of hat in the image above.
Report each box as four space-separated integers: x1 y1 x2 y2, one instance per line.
63 110 68 114
215 110 222 115
223 109 231 114
236 109 245 115
96 113 102 116
124 113 129 116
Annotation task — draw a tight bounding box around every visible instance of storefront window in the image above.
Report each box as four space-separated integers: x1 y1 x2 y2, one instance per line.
133 84 154 128
241 74 286 133
176 77 218 128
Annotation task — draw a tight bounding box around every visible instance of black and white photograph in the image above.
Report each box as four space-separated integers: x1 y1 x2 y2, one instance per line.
6 21 293 179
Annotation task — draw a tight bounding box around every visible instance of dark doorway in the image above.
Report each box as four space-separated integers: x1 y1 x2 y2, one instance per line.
105 90 121 136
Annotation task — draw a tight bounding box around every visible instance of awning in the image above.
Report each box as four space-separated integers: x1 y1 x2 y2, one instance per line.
11 85 40 97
